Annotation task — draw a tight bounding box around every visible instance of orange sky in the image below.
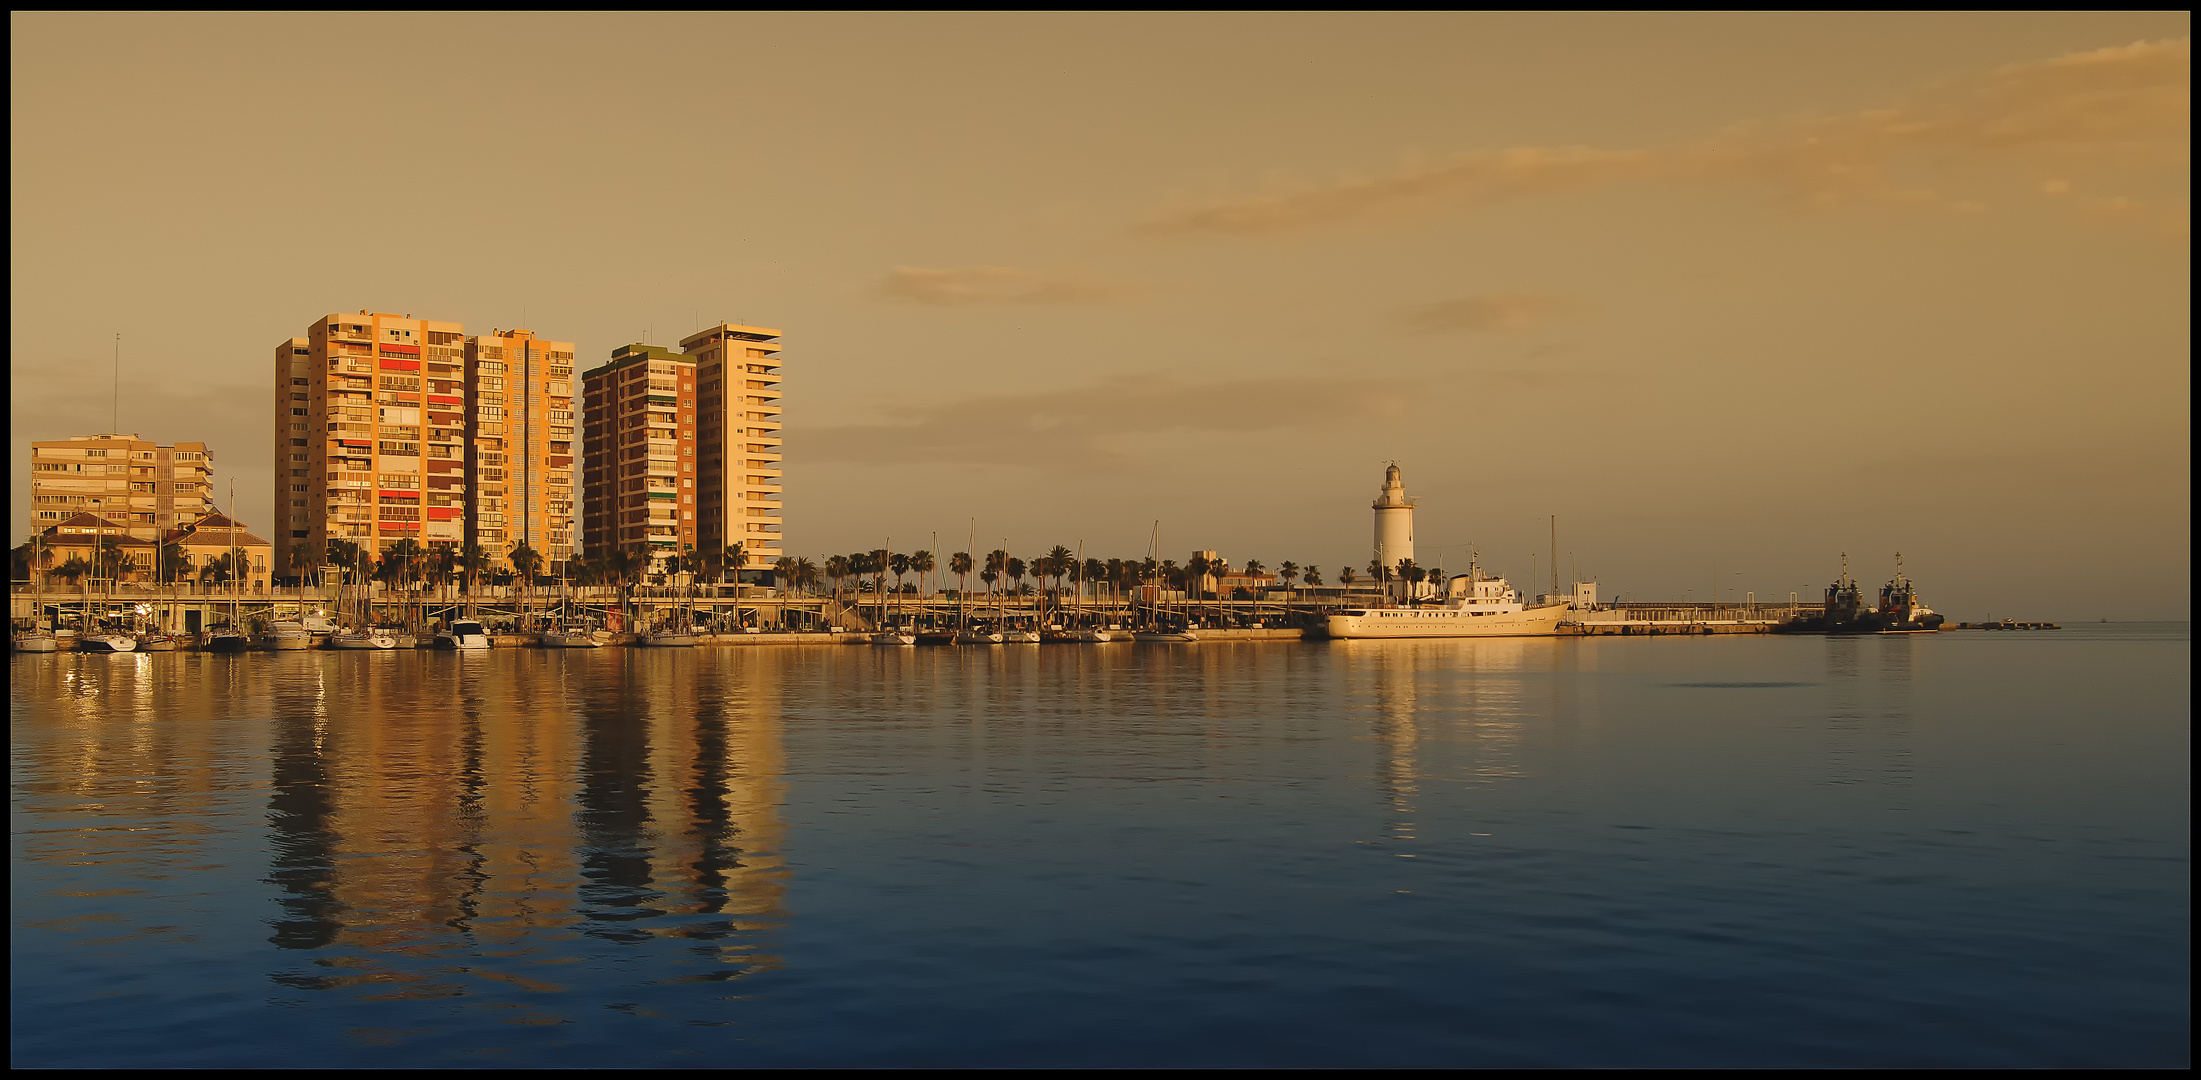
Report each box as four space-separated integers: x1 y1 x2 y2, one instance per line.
10 12 2189 618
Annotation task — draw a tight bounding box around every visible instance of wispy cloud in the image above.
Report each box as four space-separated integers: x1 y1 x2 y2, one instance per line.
877 266 1139 306
799 368 1563 470
1401 293 1576 334
1145 38 2190 236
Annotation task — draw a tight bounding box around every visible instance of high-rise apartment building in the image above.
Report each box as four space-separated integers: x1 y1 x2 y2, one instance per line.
30 434 215 541
681 323 783 567
277 312 575 570
465 329 577 565
581 344 697 562
283 311 467 564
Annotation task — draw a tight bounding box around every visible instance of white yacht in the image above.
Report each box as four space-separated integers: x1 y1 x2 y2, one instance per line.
15 628 60 653
1326 571 1568 639
263 621 316 651
435 620 492 650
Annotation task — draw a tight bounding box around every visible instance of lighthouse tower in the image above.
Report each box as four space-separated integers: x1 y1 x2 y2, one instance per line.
1372 462 1415 582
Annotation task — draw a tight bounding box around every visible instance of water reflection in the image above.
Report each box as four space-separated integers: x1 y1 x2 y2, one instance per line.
1821 638 1914 789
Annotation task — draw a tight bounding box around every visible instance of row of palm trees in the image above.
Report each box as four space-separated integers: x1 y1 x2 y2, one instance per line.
784 547 1447 605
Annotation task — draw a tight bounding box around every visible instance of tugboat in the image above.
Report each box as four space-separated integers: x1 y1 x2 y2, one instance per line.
1789 553 1942 634
1873 554 1944 633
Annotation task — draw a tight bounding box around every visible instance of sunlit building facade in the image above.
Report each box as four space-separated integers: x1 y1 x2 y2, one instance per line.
581 344 697 563
681 323 783 568
30 434 215 542
464 329 577 567
281 311 467 565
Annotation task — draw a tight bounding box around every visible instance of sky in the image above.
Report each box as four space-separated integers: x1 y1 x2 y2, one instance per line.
10 12 2190 619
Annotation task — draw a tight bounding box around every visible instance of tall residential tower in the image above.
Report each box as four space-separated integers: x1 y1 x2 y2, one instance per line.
465 329 577 566
580 344 697 563
682 322 783 568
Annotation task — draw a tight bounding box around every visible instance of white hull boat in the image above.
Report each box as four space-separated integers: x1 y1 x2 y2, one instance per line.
869 631 917 646
1072 628 1116 642
954 630 1005 644
15 631 60 653
78 633 140 653
1325 567 1567 639
542 628 608 648
264 623 316 651
435 620 493 650
330 631 398 650
1133 630 1200 642
135 634 180 652
1002 629 1042 644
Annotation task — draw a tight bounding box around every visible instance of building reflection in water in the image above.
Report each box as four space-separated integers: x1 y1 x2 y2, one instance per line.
260 650 787 998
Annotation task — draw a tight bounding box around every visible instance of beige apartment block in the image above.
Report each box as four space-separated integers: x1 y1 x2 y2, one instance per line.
30 434 215 542
465 329 577 567
681 322 783 568
581 344 697 563
284 311 467 565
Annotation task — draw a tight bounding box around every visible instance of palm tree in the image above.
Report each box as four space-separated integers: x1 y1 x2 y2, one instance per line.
825 555 851 603
1338 566 1355 588
1303 565 1323 589
1394 558 1417 600
1426 566 1445 596
52 554 92 584
1045 545 1074 596
950 551 974 597
1278 561 1300 603
909 550 935 596
1185 552 1210 600
888 552 911 595
722 543 747 587
1006 557 1026 597
796 557 819 594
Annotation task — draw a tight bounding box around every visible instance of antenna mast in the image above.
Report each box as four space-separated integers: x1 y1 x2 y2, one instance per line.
113 333 121 434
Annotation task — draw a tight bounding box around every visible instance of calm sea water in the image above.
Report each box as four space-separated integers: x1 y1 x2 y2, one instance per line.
10 627 2189 1067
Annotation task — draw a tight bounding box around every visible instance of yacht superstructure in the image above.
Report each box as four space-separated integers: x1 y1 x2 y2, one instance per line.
1326 565 1567 639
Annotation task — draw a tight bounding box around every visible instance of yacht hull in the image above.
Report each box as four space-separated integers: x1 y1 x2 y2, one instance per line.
1326 603 1568 639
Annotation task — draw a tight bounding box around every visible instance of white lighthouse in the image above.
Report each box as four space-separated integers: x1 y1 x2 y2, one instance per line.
1372 462 1415 583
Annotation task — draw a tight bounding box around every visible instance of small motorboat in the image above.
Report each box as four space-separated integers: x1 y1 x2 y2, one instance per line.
434 620 492 650
263 621 316 651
